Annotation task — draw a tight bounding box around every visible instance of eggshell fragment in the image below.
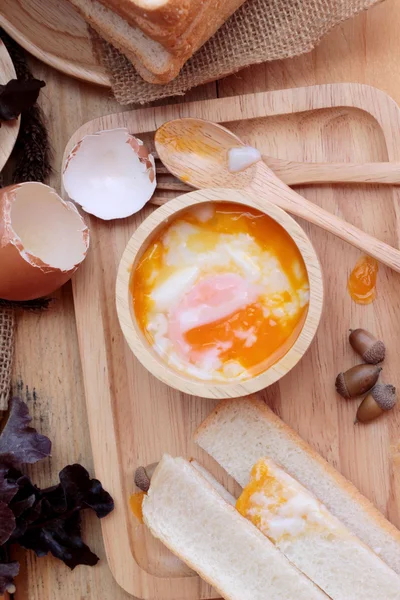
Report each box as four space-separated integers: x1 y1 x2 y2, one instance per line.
0 182 89 301
63 128 157 220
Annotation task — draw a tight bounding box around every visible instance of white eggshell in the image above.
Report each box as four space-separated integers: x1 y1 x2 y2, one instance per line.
63 128 157 220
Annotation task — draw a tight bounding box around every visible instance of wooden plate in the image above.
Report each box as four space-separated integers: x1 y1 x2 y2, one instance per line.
0 0 110 87
0 40 20 172
63 84 400 598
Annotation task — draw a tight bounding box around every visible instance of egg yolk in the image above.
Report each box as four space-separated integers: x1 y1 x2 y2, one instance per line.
131 202 309 381
129 491 145 523
236 458 336 543
236 460 286 526
348 255 378 305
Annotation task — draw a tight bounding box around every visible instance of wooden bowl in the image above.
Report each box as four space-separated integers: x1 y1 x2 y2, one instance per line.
116 188 324 399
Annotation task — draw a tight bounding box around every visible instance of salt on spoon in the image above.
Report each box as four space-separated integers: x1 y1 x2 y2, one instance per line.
228 146 262 173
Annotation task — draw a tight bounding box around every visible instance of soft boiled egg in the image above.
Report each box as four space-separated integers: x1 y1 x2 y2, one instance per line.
131 201 310 382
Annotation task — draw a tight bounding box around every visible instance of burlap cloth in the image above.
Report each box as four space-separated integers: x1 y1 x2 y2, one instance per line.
0 310 14 410
95 0 380 104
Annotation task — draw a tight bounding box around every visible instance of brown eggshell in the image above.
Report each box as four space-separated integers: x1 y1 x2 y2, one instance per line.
0 182 89 301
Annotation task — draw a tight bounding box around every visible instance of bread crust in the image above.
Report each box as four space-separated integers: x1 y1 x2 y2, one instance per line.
69 0 246 82
96 0 205 40
195 395 400 574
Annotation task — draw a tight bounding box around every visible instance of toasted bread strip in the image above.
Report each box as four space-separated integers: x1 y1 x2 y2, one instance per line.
143 455 328 600
195 396 400 575
192 458 400 599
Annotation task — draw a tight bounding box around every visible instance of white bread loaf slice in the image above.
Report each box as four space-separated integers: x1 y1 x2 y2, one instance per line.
195 396 400 575
95 0 247 55
96 0 206 45
192 459 400 599
68 0 247 83
236 458 400 599
68 0 182 83
142 454 329 600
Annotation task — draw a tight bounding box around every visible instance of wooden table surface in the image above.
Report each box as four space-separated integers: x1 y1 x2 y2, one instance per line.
6 0 400 597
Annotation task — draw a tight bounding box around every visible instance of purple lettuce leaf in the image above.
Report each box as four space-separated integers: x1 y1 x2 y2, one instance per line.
0 398 114 590
0 463 18 504
0 502 15 546
0 397 51 466
19 512 99 569
59 464 114 518
0 559 19 595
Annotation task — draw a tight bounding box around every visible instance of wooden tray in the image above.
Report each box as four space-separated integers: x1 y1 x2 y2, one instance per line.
0 40 20 171
63 83 400 599
0 0 109 86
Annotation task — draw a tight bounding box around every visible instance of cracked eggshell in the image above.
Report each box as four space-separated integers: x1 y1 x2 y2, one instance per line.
63 128 157 220
0 182 89 301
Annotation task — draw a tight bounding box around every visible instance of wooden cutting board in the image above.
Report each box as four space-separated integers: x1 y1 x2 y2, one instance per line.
0 40 20 172
63 83 400 599
0 0 109 86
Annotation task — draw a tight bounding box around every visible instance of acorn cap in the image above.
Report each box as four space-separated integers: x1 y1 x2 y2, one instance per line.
362 340 386 364
335 372 350 399
134 462 158 492
349 329 386 364
134 466 150 492
371 384 397 411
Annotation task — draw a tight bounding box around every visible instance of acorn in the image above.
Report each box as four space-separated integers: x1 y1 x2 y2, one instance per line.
134 462 158 492
355 384 397 423
335 364 382 399
349 329 385 365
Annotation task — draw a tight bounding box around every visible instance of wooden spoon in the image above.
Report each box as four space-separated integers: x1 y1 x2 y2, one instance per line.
263 157 400 185
155 118 400 273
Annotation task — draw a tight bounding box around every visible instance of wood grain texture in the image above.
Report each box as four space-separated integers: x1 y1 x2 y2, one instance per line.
8 1 400 598
262 157 400 185
0 0 109 86
0 40 19 172
116 188 323 398
62 82 400 598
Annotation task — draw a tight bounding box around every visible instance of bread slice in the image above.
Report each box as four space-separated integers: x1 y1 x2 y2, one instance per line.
142 454 329 600
68 0 247 83
195 396 400 576
193 458 400 599
95 0 246 55
190 459 237 505
68 0 182 83
96 0 206 44
238 458 400 599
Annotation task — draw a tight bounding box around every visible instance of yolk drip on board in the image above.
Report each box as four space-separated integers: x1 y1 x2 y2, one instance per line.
348 255 379 305
131 202 310 382
129 491 145 523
